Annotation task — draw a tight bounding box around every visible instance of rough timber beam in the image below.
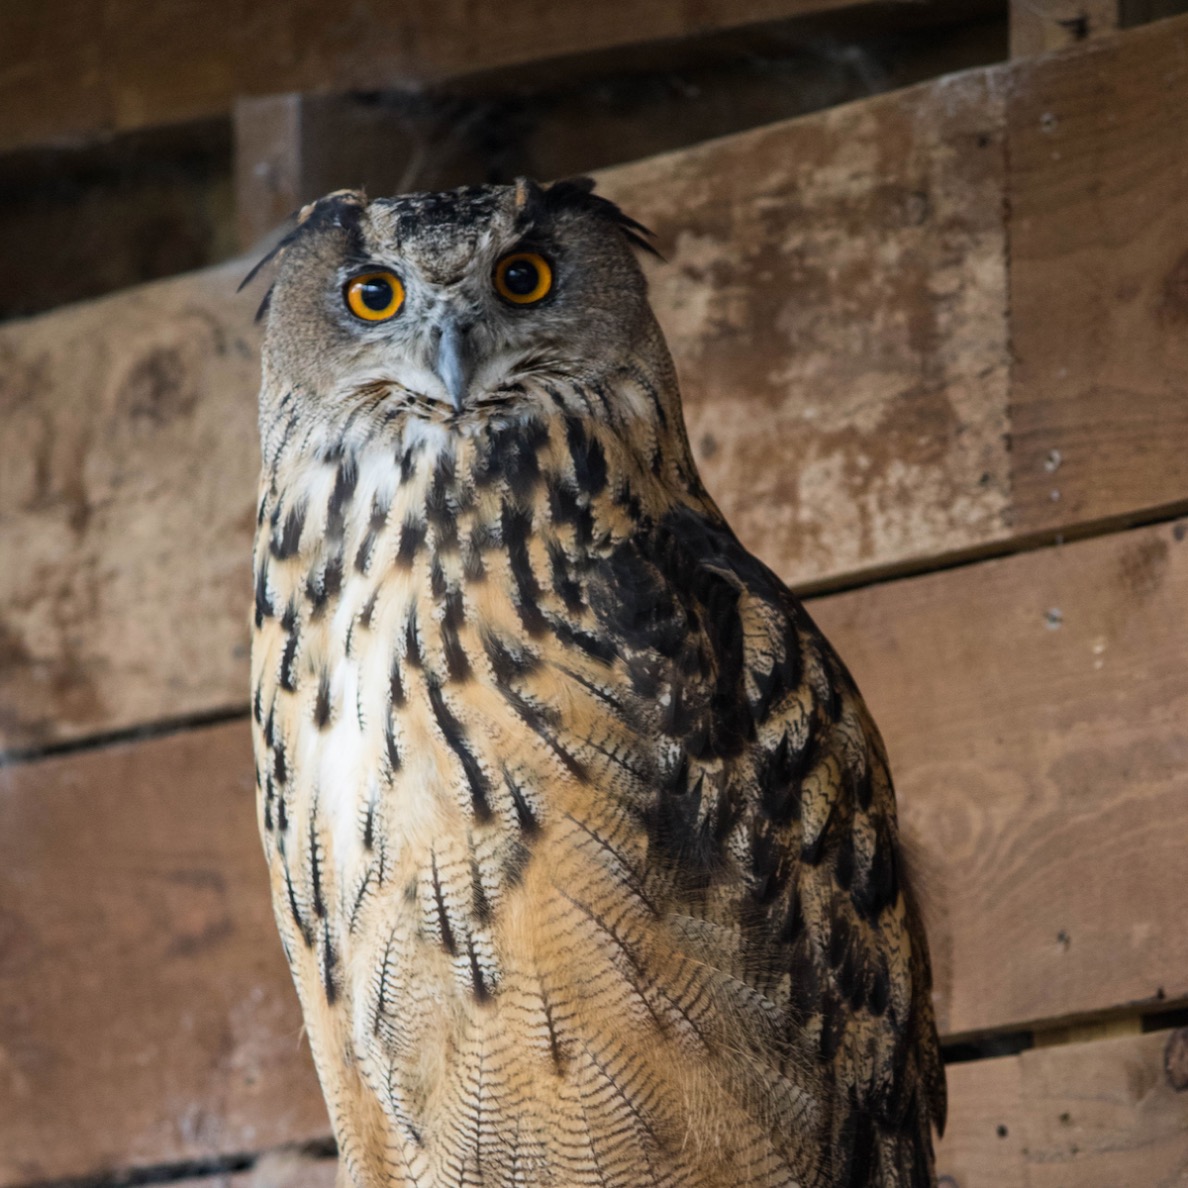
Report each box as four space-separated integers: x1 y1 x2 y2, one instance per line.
0 0 882 154
230 9 1006 252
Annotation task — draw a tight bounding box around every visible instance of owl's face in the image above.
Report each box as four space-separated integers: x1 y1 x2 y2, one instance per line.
258 180 666 441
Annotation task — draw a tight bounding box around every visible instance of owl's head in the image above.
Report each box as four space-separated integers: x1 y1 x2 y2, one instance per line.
253 178 675 449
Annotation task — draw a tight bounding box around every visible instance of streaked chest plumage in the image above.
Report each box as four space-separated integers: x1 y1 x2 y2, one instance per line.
251 403 814 1186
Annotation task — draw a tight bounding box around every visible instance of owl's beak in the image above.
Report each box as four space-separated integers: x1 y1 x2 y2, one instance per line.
433 317 474 414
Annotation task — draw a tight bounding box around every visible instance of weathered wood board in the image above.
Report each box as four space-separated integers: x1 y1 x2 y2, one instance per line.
3 519 1186 1182
812 517 1188 1036
0 726 328 1187
1009 0 1120 57
232 18 1006 251
0 119 236 322
938 1029 1188 1187
0 262 262 750
1007 13 1188 534
0 0 858 154
601 68 1011 588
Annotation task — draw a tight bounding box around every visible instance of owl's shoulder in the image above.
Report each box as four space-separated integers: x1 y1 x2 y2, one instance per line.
587 499 947 1181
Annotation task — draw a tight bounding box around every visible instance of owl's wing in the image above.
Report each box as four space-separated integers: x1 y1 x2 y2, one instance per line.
591 503 945 1187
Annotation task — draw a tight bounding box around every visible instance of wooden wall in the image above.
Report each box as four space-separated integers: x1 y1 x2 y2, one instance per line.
2 6 1187 1188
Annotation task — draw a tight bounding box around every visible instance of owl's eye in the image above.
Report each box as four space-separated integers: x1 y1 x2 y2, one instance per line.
345 271 405 321
494 252 553 305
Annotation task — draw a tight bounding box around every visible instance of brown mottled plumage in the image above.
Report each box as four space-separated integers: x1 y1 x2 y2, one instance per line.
249 179 945 1188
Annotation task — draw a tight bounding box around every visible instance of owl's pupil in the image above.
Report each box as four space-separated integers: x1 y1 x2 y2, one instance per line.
503 261 539 295
360 279 392 310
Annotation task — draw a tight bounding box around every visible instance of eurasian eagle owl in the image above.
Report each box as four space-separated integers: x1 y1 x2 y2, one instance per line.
249 178 945 1188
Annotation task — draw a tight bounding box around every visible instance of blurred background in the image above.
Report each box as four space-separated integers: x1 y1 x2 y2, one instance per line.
2 2 1188 1186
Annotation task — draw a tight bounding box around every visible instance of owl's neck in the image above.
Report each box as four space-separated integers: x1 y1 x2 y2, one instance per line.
251 374 719 767
257 365 708 584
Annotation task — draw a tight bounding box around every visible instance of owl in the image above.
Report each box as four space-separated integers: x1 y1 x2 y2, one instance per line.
249 178 945 1188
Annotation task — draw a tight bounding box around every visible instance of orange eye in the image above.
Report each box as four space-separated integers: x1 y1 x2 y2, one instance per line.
494 252 553 305
345 271 405 321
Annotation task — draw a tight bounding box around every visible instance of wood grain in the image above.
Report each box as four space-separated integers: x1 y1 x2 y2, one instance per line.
1007 14 1188 532
937 1029 1188 1187
812 517 1188 1036
3 520 1186 1181
939 1050 1027 1188
0 68 1012 752
0 261 262 751
0 0 857 154
0 725 328 1187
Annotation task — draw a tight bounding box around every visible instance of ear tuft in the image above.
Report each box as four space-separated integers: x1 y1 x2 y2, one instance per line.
297 188 367 227
541 177 662 259
239 189 369 318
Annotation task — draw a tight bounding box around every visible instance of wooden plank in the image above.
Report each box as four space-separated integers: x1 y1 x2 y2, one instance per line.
0 67 1013 753
0 725 328 1187
1009 0 1119 57
0 260 262 751
3 520 1186 1181
0 120 235 322
233 92 490 251
1120 0 1188 24
938 1051 1028 1188
1007 13 1188 532
232 16 1007 250
937 1029 1188 1187
0 0 858 154
811 517 1188 1036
